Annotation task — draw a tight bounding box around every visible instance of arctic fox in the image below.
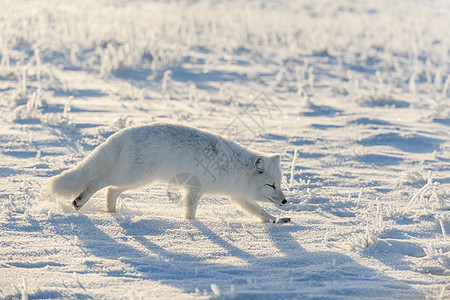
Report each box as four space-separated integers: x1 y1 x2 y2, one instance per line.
45 123 290 223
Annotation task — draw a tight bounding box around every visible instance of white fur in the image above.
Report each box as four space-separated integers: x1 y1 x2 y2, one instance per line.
45 123 289 222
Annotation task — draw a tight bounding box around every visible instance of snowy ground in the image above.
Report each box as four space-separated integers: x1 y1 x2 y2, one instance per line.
1 0 449 299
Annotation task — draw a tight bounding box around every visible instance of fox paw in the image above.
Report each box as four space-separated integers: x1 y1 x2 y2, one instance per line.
72 200 82 210
267 217 291 223
72 197 84 211
277 217 291 223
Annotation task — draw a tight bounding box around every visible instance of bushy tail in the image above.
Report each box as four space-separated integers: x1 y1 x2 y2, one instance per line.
44 138 122 200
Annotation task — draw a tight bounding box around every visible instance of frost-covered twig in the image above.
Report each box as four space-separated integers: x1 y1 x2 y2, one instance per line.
289 148 299 188
21 67 28 95
0 45 11 77
357 188 363 205
308 66 314 90
442 77 450 98
188 82 197 103
34 47 42 82
273 67 286 87
375 198 383 229
423 242 449 269
211 284 220 297
307 188 317 201
438 218 447 240
63 96 73 118
21 278 28 300
409 71 417 94
162 70 172 94
438 284 449 300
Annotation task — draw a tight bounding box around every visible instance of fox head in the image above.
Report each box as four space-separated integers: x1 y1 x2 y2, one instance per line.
248 154 286 206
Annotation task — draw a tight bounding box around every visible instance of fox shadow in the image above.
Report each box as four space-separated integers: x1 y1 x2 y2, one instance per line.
47 212 425 299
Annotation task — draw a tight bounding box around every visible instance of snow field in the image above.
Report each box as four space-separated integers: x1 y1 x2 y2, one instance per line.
0 0 449 299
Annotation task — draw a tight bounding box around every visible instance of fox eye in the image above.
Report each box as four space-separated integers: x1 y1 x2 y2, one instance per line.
266 184 276 189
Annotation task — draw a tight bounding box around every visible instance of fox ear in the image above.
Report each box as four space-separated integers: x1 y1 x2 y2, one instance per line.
254 157 265 174
272 154 280 164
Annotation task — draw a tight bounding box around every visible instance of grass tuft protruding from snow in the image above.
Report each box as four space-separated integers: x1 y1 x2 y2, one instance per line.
406 171 447 211
348 199 387 252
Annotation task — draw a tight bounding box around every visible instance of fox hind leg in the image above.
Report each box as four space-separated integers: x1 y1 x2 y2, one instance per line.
184 187 202 220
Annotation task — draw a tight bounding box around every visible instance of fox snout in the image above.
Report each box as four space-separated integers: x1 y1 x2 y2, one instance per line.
282 199 287 204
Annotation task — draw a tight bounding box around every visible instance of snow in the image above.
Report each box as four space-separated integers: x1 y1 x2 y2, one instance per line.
1 0 449 298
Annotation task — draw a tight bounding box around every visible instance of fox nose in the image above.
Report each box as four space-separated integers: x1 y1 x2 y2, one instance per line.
281 199 287 204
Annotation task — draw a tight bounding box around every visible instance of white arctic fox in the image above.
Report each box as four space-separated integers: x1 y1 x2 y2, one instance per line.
45 123 290 223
